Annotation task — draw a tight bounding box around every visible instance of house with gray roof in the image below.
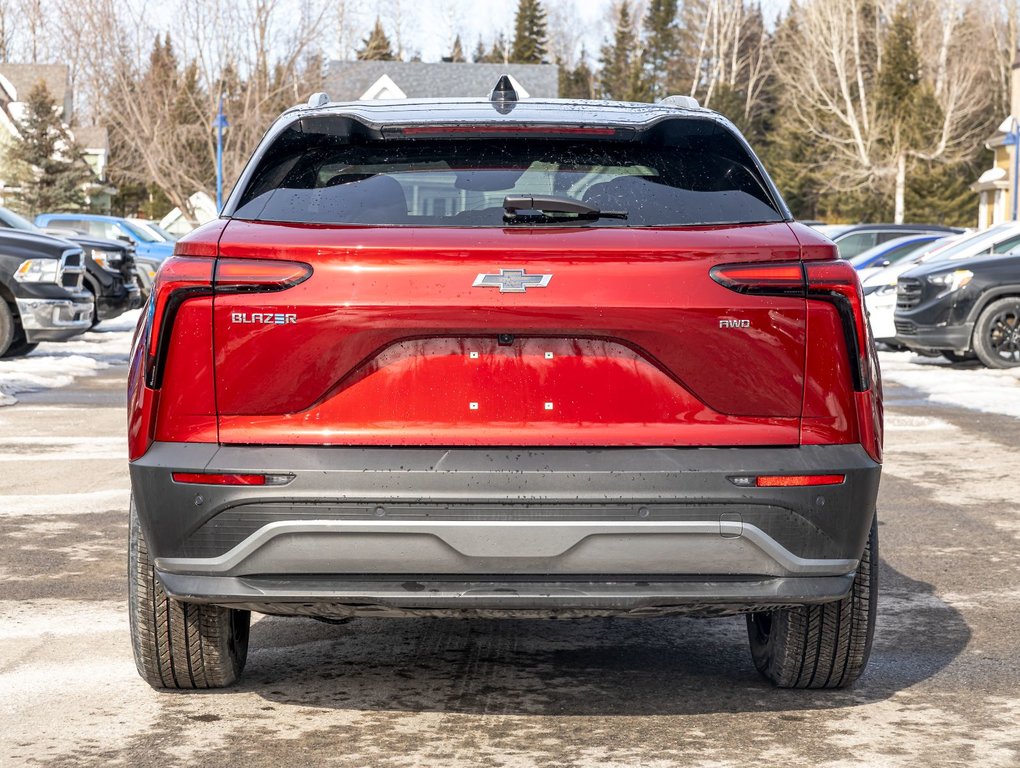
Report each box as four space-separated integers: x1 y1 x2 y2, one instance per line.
0 64 73 119
0 63 112 211
325 61 558 102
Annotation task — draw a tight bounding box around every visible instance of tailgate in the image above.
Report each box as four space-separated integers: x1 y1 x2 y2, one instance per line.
213 221 805 446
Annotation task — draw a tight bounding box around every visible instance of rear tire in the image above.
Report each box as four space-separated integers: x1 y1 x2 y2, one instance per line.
0 301 14 357
746 515 877 688
128 498 250 689
972 297 1020 368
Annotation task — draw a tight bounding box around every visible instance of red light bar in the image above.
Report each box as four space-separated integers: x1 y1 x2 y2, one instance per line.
215 259 312 292
709 262 805 295
172 472 267 486
755 474 845 487
400 125 618 136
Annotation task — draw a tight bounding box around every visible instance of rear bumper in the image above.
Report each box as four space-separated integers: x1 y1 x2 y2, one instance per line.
130 443 880 616
158 574 857 619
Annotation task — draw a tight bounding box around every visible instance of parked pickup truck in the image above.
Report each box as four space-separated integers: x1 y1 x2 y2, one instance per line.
0 206 141 324
128 80 883 691
0 230 92 357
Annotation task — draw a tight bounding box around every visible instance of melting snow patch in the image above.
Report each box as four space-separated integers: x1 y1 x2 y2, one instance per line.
883 413 958 431
0 311 138 406
879 351 1020 420
0 488 130 517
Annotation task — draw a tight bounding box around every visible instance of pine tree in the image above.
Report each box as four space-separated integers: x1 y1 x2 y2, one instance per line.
600 1 648 101
5 82 92 216
642 0 678 101
448 34 465 63
559 50 595 99
510 0 548 64
878 9 923 130
472 38 488 63
357 18 396 61
476 34 508 64
757 7 818 220
877 6 936 222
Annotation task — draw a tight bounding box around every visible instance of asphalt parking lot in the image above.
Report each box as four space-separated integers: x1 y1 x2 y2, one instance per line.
1 332 1019 767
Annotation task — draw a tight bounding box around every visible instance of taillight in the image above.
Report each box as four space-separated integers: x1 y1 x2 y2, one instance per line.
144 256 312 389
215 259 312 293
710 260 873 392
709 262 805 296
803 261 873 392
144 257 214 388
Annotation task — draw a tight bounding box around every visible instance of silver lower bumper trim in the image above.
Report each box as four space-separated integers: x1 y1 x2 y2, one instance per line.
155 519 858 579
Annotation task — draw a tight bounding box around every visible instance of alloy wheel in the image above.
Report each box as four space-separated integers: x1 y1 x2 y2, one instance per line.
988 308 1020 364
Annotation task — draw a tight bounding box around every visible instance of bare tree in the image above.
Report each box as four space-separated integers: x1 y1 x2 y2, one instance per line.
17 0 49 63
0 0 14 62
680 0 770 122
334 0 368 61
385 0 412 61
984 0 1019 117
547 0 585 68
70 0 330 220
772 0 1002 222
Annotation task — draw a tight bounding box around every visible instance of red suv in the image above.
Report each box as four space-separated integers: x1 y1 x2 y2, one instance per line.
127 81 882 690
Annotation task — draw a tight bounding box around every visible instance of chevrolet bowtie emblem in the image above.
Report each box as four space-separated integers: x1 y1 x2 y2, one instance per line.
472 269 552 293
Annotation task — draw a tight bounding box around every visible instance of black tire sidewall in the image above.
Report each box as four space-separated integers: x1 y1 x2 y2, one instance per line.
973 297 1020 369
0 300 15 357
746 514 878 688
1 340 39 359
128 497 250 688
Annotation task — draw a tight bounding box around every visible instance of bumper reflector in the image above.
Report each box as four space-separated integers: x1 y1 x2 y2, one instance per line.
753 474 845 487
171 472 295 486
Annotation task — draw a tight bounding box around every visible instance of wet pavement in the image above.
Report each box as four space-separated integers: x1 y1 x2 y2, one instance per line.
1 362 1019 767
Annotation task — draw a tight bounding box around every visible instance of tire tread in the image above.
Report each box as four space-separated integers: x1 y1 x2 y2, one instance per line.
128 499 249 689
747 516 878 689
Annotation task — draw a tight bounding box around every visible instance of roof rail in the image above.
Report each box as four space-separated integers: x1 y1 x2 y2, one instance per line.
658 95 701 110
306 92 330 109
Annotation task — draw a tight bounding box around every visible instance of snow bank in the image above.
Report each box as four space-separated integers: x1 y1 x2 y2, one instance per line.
879 351 1020 420
0 310 139 407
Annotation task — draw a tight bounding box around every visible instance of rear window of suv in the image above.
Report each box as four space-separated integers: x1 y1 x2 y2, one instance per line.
232 116 784 228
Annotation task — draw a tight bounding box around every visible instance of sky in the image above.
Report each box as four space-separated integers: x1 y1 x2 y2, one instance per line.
335 0 791 64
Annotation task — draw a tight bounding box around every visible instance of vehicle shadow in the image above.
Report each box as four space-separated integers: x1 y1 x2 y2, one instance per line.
237 559 969 716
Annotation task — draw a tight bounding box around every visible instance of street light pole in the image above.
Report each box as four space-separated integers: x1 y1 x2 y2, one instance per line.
214 96 229 213
1012 117 1020 222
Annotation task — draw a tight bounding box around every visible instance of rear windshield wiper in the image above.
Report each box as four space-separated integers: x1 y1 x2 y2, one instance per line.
503 194 628 223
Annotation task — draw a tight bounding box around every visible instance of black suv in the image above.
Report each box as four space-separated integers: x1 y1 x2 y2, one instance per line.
0 230 93 357
894 252 1020 367
0 207 141 324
